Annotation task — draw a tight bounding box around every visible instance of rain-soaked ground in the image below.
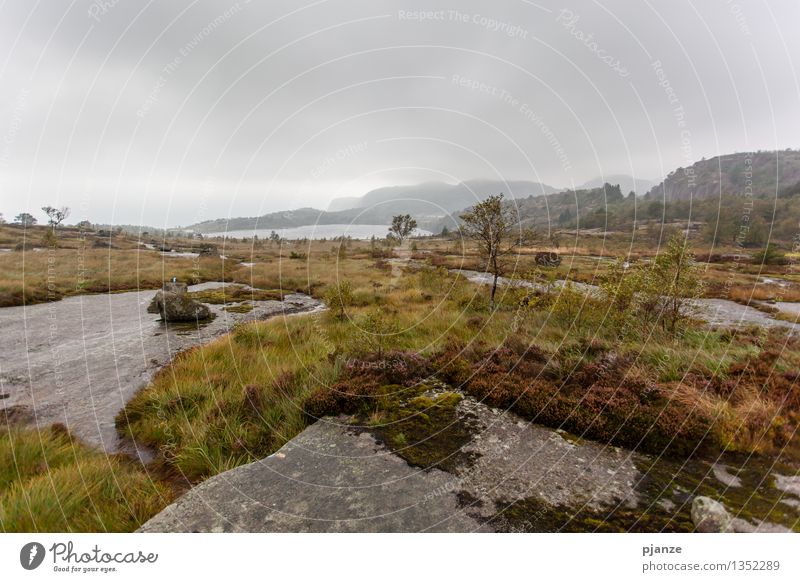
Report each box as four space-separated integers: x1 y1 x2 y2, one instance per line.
454 268 800 333
0 283 323 458
1 269 798 531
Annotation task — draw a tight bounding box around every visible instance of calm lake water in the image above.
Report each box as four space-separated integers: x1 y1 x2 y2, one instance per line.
208 224 431 240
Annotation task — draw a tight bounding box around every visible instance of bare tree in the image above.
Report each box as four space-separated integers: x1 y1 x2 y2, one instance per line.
460 193 535 307
388 214 417 246
42 206 70 228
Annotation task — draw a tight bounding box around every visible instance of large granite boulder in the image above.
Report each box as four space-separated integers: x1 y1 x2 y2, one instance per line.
535 251 561 267
147 282 212 322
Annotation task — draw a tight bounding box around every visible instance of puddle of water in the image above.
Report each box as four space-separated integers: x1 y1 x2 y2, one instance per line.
161 251 200 258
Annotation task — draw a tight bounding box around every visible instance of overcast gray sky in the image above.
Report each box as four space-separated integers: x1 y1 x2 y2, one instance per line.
1 0 798 227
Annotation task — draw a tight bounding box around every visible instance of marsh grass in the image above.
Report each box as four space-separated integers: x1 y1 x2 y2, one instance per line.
0 248 229 307
0 425 170 532
3 226 800 530
120 254 800 481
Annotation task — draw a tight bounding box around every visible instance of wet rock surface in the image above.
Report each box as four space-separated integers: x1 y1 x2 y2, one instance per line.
140 392 799 532
0 283 323 454
139 418 487 533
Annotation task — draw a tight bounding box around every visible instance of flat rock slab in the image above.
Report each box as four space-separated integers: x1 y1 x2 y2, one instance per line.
138 419 487 532
139 393 798 533
139 393 643 533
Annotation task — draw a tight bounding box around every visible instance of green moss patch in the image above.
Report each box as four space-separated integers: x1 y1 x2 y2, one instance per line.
489 495 693 533
223 302 255 313
188 286 285 304
368 388 477 472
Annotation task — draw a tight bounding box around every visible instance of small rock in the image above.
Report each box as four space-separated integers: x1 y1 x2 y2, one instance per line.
657 498 676 512
691 496 733 532
711 463 742 488
773 474 800 497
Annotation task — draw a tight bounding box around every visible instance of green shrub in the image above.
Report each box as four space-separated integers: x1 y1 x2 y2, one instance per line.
323 280 353 319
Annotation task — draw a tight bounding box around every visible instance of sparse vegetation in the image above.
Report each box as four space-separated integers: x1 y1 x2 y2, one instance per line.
323 280 353 319
460 194 537 306
42 205 70 229
388 214 417 245
13 212 36 226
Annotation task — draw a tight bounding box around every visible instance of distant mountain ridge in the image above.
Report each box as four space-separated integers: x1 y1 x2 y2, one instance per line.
191 179 557 234
644 150 800 202
326 180 558 214
188 151 800 235
433 183 626 234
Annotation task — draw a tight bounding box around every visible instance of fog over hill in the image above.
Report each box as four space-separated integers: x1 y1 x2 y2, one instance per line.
191 179 557 233
326 180 557 213
190 151 800 235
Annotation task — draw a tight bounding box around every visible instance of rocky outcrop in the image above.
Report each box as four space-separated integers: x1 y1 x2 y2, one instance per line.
138 395 644 533
644 150 800 202
690 496 792 533
691 497 733 532
147 282 212 322
535 251 562 267
138 419 486 533
138 388 799 533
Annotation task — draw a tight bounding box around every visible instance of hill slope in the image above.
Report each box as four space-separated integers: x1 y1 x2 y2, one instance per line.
326 180 557 215
192 179 557 234
578 174 655 196
644 150 800 202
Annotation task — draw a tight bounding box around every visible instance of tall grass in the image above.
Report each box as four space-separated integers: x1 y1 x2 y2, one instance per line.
119 256 800 482
0 426 170 532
